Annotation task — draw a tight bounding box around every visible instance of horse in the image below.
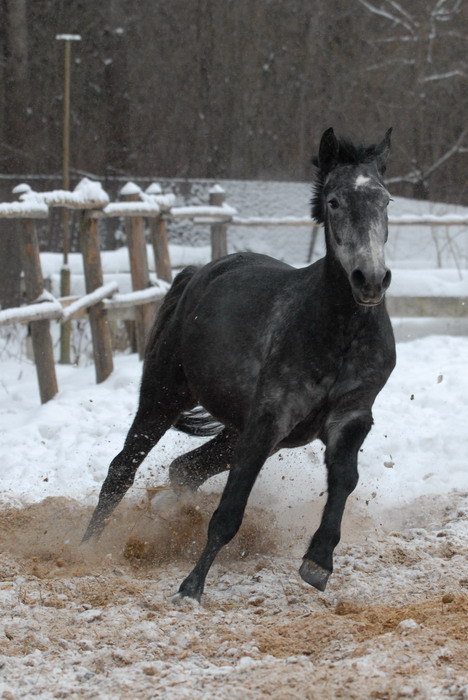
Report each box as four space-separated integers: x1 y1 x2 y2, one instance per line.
82 127 396 603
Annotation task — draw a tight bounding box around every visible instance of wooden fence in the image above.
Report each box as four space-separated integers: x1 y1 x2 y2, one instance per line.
0 179 235 403
1 178 467 404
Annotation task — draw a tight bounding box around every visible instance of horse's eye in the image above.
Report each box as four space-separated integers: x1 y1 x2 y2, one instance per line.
328 198 339 210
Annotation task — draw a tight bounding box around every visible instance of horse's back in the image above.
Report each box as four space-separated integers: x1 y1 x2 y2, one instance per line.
184 252 292 299
178 252 296 341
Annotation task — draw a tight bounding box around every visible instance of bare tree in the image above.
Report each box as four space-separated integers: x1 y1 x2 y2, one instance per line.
355 0 467 200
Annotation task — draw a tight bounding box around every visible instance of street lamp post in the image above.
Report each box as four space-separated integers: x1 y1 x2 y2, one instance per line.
56 33 81 364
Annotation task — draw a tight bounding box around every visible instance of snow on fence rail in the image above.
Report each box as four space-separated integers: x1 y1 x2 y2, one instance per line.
1 177 467 404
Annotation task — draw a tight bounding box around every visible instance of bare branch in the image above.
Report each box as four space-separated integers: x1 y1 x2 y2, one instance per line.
423 128 468 179
355 0 416 34
432 0 463 22
385 129 467 187
366 58 416 72
384 0 418 27
420 69 467 82
372 35 417 43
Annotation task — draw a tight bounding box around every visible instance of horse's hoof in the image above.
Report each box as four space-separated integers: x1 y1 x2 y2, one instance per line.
299 559 331 592
170 592 201 607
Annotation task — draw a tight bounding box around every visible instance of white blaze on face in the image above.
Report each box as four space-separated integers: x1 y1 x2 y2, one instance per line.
355 175 370 188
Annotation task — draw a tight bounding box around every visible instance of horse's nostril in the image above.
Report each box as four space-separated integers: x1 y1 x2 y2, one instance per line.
382 269 392 290
351 269 366 290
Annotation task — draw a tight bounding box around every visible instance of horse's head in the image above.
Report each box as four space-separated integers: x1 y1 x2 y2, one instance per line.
312 128 393 306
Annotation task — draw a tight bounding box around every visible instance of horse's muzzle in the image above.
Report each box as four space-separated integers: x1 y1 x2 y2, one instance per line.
350 266 391 306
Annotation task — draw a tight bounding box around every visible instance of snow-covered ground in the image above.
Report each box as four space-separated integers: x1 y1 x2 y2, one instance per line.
0 335 467 517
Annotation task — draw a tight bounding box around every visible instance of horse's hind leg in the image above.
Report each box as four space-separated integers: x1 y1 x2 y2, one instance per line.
169 427 238 490
175 417 278 602
82 367 192 543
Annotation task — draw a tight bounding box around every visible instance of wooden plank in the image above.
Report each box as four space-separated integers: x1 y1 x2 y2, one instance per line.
20 219 58 403
209 188 228 260
79 212 114 382
387 296 468 318
123 192 155 358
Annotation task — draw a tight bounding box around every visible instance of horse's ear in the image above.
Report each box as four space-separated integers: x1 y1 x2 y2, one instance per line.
375 127 392 174
318 127 339 173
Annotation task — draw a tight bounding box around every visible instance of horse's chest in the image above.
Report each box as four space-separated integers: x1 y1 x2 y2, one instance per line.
279 350 365 447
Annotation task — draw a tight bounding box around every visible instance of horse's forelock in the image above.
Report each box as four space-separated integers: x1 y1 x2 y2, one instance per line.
311 135 385 223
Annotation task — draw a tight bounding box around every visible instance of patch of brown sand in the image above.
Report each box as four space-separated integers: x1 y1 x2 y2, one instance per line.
251 595 468 658
0 495 467 698
0 494 277 581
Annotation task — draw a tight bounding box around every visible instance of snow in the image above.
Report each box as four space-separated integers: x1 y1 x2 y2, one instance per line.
10 178 110 211
391 268 468 297
104 284 169 309
103 201 161 217
119 181 142 196
0 299 62 325
139 191 176 210
232 215 312 226
55 34 81 41
72 177 109 207
390 214 468 225
209 184 226 194
145 183 162 195
61 281 119 322
0 335 466 516
0 199 48 218
170 204 237 220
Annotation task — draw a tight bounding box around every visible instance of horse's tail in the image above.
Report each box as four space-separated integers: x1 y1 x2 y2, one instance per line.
144 265 197 358
174 406 224 437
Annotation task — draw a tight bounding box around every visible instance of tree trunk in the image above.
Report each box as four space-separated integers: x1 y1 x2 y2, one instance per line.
0 0 30 310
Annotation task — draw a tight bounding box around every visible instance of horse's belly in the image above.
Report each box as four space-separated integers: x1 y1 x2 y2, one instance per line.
279 409 326 448
183 341 260 429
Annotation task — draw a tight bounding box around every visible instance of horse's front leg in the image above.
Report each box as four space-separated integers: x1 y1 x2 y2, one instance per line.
300 410 373 591
175 416 279 603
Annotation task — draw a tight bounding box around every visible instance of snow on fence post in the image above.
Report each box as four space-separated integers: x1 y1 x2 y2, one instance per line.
20 219 59 403
79 211 114 383
209 185 228 260
121 183 154 359
146 183 172 284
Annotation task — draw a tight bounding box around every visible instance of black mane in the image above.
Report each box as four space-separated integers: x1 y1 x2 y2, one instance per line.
311 135 385 224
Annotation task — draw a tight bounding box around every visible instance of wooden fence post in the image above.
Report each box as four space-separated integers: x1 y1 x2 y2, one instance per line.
209 186 228 260
150 215 173 283
20 218 58 403
79 211 114 383
122 185 154 359
146 183 172 284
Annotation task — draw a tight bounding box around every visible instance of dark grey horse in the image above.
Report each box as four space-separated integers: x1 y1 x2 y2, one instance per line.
83 127 396 603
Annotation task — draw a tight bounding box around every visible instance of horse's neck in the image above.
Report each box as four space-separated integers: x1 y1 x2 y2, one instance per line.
319 249 356 311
